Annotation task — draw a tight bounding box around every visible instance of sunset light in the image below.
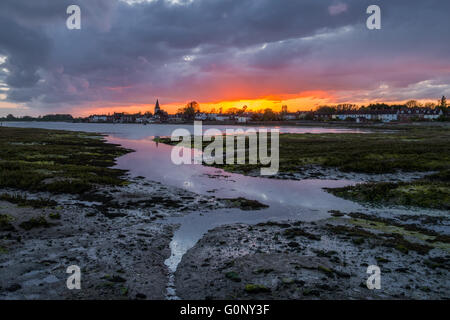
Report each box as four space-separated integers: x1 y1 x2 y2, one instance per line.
0 0 449 309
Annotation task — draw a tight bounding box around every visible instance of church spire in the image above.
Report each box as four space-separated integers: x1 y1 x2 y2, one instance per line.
155 99 160 114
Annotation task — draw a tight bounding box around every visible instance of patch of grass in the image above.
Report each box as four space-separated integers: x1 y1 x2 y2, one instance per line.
157 126 450 175
0 193 57 208
19 216 52 230
375 257 390 264
0 214 15 231
327 174 450 210
0 127 132 195
253 268 274 274
220 197 269 210
317 265 334 277
244 284 271 293
48 212 61 220
225 271 242 282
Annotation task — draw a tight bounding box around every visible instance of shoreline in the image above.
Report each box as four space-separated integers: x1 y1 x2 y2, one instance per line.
0 125 448 300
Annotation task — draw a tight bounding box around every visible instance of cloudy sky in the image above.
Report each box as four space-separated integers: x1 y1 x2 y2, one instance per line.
0 0 449 116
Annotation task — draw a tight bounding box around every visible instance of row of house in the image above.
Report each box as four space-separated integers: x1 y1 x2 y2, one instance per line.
89 111 231 123
194 112 303 123
316 108 444 123
88 100 170 123
88 99 445 124
88 112 156 123
194 113 231 121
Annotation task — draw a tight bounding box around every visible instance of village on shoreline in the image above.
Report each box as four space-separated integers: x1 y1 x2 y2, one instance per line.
1 97 449 125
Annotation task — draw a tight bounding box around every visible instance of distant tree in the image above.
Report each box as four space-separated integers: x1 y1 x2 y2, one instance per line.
423 102 436 109
250 110 263 121
436 96 448 114
367 103 390 110
439 96 447 108
22 116 34 121
225 107 239 115
6 114 15 121
302 112 313 120
316 106 336 114
181 101 200 120
236 105 247 116
405 100 420 108
41 114 73 122
336 104 357 112
262 108 277 121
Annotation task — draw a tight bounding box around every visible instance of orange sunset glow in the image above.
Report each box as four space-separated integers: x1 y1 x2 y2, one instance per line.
79 95 437 118
80 93 335 116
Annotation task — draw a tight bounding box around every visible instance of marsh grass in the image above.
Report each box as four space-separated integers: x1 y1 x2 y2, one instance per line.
0 193 57 208
19 216 53 231
327 173 450 210
157 127 450 174
0 127 132 195
0 214 15 231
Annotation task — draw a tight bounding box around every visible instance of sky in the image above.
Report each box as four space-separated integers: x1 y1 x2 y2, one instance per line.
0 0 449 116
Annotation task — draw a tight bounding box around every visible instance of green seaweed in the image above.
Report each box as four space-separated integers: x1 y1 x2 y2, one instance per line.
225 271 242 282
19 216 52 230
0 127 132 195
244 284 271 293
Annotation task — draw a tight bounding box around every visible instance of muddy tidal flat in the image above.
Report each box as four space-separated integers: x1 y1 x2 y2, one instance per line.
0 124 449 300
176 214 449 299
0 127 259 299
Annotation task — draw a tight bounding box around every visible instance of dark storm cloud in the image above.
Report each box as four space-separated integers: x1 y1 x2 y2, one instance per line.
0 15 49 88
0 0 449 113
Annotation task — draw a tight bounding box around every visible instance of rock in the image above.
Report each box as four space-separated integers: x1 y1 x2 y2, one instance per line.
225 271 241 282
329 210 345 217
110 275 127 283
6 283 21 292
281 277 294 284
317 265 334 277
287 241 299 248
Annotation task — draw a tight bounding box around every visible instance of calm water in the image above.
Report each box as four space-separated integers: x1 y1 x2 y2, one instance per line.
2 121 367 138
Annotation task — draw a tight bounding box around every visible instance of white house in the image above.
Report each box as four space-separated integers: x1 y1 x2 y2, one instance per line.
399 108 444 121
89 115 108 122
195 113 208 121
333 110 398 122
282 113 298 120
207 113 218 121
237 116 251 123
378 111 398 122
423 109 443 120
215 115 230 121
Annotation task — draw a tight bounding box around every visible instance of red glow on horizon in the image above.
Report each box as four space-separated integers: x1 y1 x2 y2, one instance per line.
77 91 336 116
72 91 438 117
